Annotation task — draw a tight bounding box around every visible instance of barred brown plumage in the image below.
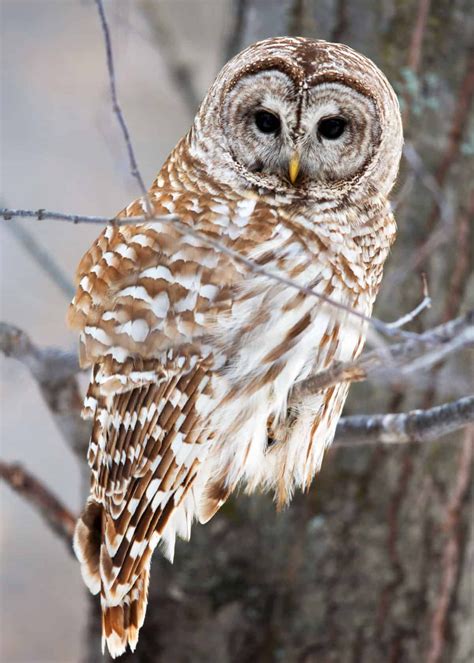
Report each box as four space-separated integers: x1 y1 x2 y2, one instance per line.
69 37 403 657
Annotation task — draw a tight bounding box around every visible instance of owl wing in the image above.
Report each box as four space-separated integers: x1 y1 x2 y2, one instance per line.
81 357 210 578
74 360 212 656
69 194 255 656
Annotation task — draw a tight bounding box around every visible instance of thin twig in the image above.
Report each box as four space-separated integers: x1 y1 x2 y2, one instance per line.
0 208 117 224
0 207 429 341
0 461 76 551
334 396 474 446
94 0 148 197
403 328 474 375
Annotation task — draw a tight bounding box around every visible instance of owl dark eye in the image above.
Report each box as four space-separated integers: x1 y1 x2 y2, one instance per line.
318 116 347 140
254 110 281 134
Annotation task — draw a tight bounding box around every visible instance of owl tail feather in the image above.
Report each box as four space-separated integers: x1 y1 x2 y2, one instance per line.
100 566 149 658
73 499 150 658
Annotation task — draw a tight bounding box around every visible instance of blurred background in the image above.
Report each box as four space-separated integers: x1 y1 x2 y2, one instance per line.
1 1 472 662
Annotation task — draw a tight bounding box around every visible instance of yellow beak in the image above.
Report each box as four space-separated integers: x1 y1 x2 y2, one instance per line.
289 153 300 184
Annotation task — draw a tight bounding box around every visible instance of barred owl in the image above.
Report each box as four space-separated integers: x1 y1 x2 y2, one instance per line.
69 37 403 657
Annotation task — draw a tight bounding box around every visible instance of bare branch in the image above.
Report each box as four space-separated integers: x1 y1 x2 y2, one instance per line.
0 322 89 457
335 396 474 446
0 207 117 224
1 318 472 470
0 461 76 551
0 207 428 342
291 310 474 399
4 220 75 299
94 0 148 197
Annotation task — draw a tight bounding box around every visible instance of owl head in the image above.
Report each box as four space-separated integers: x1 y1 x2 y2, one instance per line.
190 37 403 201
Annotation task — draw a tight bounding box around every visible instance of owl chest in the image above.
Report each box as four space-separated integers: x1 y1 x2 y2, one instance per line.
217 245 371 404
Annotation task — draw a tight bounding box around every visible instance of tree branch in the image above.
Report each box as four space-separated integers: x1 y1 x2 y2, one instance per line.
0 207 429 342
0 461 76 551
94 0 148 197
0 322 89 457
291 310 474 400
2 320 472 454
383 272 430 330
335 396 474 446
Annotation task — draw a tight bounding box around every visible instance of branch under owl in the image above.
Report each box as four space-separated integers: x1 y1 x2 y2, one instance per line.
334 398 474 446
1 316 473 454
1 319 472 553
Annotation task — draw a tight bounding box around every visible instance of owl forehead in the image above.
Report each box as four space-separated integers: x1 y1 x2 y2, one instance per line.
227 70 377 117
223 38 382 102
